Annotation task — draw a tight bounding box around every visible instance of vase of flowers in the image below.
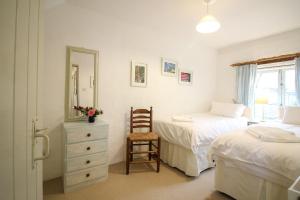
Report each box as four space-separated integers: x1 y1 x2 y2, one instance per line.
88 115 96 123
73 106 103 123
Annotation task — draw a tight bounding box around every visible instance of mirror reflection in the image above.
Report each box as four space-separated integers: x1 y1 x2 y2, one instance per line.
66 47 98 121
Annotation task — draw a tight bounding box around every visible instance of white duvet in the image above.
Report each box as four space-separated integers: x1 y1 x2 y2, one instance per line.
210 122 300 181
247 124 300 143
153 113 247 153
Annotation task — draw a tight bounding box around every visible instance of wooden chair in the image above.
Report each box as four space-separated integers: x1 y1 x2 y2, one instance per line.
126 107 161 174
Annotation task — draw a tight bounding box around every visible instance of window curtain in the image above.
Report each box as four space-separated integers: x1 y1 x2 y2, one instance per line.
296 57 300 105
236 64 257 107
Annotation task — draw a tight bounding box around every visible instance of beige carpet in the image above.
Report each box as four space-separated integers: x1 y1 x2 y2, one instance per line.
44 162 234 200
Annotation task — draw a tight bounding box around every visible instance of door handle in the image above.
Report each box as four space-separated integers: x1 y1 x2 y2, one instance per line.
34 130 50 161
32 120 50 168
36 128 48 133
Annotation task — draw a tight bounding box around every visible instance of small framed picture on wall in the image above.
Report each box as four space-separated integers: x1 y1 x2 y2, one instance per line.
179 69 193 85
131 61 147 87
161 58 178 77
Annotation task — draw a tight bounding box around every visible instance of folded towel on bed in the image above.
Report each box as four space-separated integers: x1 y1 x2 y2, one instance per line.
172 116 193 122
247 126 300 143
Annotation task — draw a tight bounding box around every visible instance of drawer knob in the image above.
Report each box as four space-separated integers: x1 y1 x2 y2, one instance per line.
86 147 91 151
86 173 90 178
86 160 91 164
86 133 91 137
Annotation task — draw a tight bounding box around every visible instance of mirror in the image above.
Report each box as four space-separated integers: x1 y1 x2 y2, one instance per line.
65 46 99 121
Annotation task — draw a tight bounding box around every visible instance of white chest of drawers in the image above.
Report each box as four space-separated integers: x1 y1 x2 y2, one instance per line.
63 120 109 192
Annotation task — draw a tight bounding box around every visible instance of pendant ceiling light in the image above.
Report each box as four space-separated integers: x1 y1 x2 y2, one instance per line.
196 0 220 33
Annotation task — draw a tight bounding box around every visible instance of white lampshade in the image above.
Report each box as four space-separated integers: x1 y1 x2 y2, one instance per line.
196 15 221 33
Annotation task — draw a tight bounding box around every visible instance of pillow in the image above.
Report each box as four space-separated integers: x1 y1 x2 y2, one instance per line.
283 106 300 125
210 101 245 118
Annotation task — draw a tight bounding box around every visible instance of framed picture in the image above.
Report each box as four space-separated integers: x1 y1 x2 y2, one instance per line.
131 61 147 87
161 58 178 76
179 69 193 85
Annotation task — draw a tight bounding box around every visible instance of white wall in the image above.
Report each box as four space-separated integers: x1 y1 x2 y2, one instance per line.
43 3 217 180
215 28 300 102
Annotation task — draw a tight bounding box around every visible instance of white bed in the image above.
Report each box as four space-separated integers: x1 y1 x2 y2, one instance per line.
209 122 300 200
153 112 248 176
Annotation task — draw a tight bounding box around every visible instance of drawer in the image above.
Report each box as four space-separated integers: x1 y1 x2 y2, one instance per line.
65 165 108 187
65 125 108 144
67 140 107 158
66 152 107 172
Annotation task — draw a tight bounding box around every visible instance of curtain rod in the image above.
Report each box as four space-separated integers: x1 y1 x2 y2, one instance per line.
231 52 300 67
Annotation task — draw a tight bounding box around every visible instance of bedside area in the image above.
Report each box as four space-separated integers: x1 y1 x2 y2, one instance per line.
247 121 260 126
63 120 109 192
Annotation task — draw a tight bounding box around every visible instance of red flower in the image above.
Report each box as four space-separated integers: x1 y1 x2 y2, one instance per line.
88 109 96 117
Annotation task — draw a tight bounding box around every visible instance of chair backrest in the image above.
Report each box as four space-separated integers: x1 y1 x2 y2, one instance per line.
130 107 152 133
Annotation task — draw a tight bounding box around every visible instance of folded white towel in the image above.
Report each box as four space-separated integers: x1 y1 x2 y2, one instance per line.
247 126 300 143
172 116 193 122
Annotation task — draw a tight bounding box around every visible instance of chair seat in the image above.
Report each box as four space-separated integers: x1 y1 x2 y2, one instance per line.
128 132 158 141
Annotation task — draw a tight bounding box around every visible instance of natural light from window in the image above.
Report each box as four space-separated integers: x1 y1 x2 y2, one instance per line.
254 63 297 121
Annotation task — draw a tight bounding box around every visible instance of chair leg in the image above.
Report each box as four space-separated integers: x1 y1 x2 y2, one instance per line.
157 137 161 173
130 141 133 161
148 141 152 161
126 138 130 175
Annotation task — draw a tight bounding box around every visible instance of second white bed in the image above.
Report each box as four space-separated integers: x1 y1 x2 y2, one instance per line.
154 112 248 176
209 122 300 200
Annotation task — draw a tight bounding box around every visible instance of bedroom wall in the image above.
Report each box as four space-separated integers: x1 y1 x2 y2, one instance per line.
43 3 217 180
215 28 300 102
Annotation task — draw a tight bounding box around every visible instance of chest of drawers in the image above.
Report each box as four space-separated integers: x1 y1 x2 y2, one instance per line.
63 120 109 192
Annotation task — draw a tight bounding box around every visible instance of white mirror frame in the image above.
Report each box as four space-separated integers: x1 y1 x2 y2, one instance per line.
65 46 99 121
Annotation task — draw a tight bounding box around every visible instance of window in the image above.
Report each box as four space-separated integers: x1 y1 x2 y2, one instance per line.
254 65 297 121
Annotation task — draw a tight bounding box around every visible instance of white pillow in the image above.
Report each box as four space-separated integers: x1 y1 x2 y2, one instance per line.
210 102 245 118
283 106 300 125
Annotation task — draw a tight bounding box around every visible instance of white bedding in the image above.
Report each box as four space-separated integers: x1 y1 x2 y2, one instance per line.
215 158 289 200
210 122 300 181
247 124 300 143
153 112 248 153
160 140 212 176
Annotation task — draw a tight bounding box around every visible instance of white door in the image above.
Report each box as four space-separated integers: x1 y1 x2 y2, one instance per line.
0 0 46 200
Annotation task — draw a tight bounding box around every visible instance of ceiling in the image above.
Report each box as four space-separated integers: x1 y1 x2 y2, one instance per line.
45 0 300 49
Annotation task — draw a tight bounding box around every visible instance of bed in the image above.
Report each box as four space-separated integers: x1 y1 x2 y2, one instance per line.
153 102 249 176
209 120 300 200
